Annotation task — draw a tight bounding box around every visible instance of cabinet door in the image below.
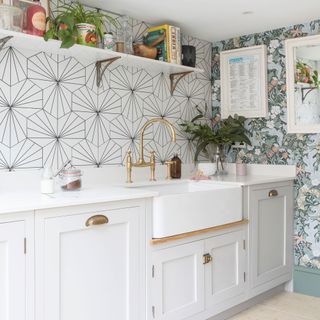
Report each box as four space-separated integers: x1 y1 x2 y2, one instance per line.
249 184 293 290
0 221 26 320
36 206 143 320
152 242 205 320
204 230 246 312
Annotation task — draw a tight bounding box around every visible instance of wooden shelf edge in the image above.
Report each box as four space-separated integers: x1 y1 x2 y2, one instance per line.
150 219 249 245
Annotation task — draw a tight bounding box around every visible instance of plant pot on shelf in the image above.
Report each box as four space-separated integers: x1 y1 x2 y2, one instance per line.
76 23 97 47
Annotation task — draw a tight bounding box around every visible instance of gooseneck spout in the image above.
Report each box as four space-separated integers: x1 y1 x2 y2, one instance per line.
137 118 176 165
126 118 177 183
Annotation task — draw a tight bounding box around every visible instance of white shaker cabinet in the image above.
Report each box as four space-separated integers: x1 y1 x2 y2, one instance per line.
204 229 246 314
0 212 34 320
151 228 246 320
248 182 293 296
35 202 145 320
151 241 205 320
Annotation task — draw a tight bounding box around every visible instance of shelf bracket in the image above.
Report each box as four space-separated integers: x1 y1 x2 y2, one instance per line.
96 56 121 87
0 36 13 51
301 86 318 103
169 71 193 95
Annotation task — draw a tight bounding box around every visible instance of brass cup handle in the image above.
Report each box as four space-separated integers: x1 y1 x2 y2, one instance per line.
85 215 109 227
268 190 278 197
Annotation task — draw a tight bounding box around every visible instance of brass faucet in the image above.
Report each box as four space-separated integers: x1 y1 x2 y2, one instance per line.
126 118 177 183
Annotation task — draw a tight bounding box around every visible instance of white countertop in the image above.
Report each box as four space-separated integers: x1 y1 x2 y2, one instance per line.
207 174 295 186
0 164 296 215
0 186 158 215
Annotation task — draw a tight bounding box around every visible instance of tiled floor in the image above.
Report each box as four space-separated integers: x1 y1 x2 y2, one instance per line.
229 292 320 320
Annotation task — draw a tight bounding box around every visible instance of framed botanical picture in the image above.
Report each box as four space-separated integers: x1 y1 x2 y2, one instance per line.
286 35 320 133
220 45 268 119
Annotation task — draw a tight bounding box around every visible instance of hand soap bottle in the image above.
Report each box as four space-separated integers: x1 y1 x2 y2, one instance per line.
170 153 182 179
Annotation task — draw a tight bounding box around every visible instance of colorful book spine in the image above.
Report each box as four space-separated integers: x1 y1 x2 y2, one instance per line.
145 24 182 65
146 24 170 62
169 26 177 64
176 27 182 65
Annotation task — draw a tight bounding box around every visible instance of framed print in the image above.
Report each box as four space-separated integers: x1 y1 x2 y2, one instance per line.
286 34 320 133
220 45 268 119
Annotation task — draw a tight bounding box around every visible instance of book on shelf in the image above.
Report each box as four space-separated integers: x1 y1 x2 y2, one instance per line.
144 24 181 64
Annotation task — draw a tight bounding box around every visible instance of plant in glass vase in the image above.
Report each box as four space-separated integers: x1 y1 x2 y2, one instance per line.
180 105 251 174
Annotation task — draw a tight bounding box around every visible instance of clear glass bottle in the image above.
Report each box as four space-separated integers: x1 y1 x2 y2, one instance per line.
119 15 133 54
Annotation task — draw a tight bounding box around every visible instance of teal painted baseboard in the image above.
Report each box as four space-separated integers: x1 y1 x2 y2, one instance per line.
294 266 320 297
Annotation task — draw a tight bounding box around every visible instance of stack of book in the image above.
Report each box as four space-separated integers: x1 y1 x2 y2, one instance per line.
144 24 182 64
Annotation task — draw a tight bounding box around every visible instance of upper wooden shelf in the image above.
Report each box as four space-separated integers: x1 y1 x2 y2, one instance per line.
0 28 203 76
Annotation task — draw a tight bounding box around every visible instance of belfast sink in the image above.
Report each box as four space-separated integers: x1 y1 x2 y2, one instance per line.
128 180 242 238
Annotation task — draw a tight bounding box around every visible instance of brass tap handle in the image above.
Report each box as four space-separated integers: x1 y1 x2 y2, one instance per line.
85 215 109 227
126 150 133 183
150 151 156 181
165 161 173 180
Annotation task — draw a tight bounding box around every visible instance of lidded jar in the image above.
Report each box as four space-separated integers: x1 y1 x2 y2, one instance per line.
0 2 23 32
59 167 82 191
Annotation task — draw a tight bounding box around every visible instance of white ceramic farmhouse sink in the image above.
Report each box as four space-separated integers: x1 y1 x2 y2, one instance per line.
129 180 242 238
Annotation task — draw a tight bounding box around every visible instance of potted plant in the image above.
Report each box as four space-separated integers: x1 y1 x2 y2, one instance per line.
180 105 251 175
45 2 117 48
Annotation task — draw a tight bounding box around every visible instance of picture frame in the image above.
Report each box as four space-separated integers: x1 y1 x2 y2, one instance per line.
220 45 268 119
285 34 320 133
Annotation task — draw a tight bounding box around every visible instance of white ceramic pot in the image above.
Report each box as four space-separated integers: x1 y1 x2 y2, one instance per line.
236 163 247 176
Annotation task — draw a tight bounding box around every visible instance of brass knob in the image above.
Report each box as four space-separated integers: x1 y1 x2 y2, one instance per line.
203 253 213 264
85 215 109 227
268 190 278 197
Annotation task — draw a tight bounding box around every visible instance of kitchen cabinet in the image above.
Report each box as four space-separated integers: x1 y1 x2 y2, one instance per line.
35 203 145 320
248 182 293 296
0 213 34 320
151 228 246 320
151 241 205 320
204 229 246 314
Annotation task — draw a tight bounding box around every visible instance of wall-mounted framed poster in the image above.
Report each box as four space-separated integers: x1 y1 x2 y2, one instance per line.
220 45 268 119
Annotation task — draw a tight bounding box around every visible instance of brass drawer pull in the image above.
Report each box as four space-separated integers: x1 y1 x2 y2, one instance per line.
203 253 213 264
85 215 109 227
268 190 278 197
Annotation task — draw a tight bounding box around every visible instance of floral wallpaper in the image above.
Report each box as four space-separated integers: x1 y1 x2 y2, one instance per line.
212 20 320 269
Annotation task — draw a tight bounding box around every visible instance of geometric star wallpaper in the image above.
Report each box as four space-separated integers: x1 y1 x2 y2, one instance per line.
0 15 211 171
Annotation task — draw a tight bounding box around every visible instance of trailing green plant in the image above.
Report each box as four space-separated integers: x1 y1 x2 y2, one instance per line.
295 60 320 88
45 2 118 48
180 105 251 162
44 14 78 48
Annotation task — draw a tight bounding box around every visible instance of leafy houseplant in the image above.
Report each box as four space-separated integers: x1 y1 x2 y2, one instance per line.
44 2 117 48
295 60 320 87
180 106 251 163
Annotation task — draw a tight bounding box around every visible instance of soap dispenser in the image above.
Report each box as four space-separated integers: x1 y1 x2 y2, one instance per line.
170 153 182 179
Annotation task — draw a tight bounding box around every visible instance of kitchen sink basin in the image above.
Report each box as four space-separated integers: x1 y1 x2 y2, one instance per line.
128 180 243 238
